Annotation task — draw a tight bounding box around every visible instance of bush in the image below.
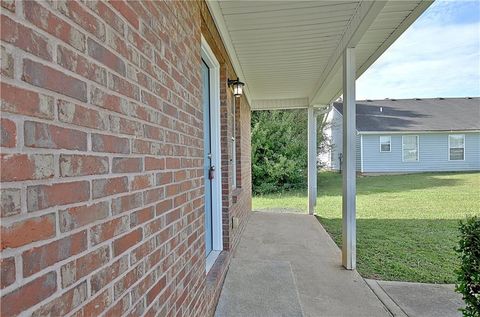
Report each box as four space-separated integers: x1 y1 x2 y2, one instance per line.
456 216 480 316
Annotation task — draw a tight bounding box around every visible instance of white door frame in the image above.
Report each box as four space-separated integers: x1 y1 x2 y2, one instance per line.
201 35 223 272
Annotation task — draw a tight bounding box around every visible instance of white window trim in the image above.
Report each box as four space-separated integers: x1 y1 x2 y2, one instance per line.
379 135 391 152
448 134 465 161
231 98 237 189
201 35 223 273
402 135 419 162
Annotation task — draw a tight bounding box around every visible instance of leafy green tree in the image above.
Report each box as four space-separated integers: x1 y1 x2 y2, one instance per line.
251 109 329 195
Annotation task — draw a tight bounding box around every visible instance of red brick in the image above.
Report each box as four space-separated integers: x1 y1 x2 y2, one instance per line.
22 231 87 277
92 176 129 199
86 1 125 35
24 121 88 151
113 228 142 256
1 0 15 12
156 199 173 216
110 116 143 137
90 255 128 294
156 171 173 185
131 174 153 191
60 154 109 178
71 288 113 317
1 82 54 119
88 38 126 76
1 213 55 250
113 263 143 299
59 201 110 233
112 157 143 173
130 270 156 303
130 206 155 228
32 281 88 317
57 0 106 40
57 46 108 86
92 133 130 154
1 154 54 181
147 275 167 305
1 14 52 60
23 1 85 52
109 0 139 29
0 188 21 217
60 245 110 288
166 157 180 169
0 271 57 316
1 45 14 78
0 118 15 147
23 59 88 102
58 100 109 130
106 293 130 316
111 192 143 215
27 181 90 212
126 27 153 59
141 90 163 111
144 187 165 205
0 257 15 289
90 215 129 245
107 72 140 100
145 157 165 171
130 236 155 265
91 89 151 121
132 139 152 154
144 124 164 141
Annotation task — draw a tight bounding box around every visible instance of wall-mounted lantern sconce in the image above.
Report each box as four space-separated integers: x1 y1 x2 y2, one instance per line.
228 77 245 97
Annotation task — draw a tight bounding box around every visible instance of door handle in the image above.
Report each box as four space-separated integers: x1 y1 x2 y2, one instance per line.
209 165 215 180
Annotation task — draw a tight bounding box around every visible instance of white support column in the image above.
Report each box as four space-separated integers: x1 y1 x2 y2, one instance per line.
342 47 356 270
307 106 317 215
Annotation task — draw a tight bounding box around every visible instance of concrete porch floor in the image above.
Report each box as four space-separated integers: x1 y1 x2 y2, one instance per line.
214 212 391 317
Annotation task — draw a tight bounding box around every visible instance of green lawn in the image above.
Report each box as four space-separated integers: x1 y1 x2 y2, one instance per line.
252 172 480 283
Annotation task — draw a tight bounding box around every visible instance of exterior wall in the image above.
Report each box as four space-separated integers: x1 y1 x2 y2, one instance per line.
361 132 480 172
0 1 251 317
319 108 361 171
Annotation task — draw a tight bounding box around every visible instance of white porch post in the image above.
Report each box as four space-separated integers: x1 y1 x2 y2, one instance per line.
307 106 317 215
342 47 356 270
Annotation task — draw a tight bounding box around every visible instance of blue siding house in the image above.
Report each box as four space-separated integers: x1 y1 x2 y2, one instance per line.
319 97 480 173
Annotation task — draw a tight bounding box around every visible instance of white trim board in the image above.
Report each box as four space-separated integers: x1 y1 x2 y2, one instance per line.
201 35 223 273
358 130 480 135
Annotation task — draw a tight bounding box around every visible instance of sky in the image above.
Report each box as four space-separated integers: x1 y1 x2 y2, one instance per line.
356 0 480 100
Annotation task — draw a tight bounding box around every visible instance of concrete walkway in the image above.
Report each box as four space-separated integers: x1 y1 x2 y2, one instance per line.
214 212 391 317
366 279 463 317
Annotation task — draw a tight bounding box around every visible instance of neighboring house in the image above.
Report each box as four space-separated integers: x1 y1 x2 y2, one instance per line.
320 98 480 173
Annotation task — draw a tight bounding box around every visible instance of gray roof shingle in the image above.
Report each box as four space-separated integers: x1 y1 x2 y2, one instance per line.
333 97 480 132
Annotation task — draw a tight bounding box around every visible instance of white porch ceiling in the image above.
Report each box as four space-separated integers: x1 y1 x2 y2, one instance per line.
207 1 433 110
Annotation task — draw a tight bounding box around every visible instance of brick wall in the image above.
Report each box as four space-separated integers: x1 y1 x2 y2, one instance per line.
0 1 252 316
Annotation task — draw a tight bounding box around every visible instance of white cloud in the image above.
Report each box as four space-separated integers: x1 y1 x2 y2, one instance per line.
357 1 480 100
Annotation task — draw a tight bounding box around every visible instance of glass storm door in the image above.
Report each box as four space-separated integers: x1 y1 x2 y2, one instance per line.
202 60 213 257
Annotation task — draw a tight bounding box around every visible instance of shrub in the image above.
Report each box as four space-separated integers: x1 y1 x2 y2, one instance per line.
456 216 480 316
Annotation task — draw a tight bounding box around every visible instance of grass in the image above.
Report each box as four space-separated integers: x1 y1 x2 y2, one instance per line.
252 171 480 283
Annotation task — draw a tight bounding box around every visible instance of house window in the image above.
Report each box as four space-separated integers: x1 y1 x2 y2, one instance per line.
449 134 465 161
379 136 391 152
402 135 419 162
230 96 237 189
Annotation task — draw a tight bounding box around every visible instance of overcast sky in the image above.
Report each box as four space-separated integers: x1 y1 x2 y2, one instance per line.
356 0 480 100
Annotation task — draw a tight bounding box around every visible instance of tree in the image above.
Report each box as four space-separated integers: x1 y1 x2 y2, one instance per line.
251 109 330 195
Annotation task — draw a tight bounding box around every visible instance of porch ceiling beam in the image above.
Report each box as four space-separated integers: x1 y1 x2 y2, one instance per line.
310 1 387 105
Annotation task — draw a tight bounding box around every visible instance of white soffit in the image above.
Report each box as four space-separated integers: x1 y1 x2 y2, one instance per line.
207 1 433 110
